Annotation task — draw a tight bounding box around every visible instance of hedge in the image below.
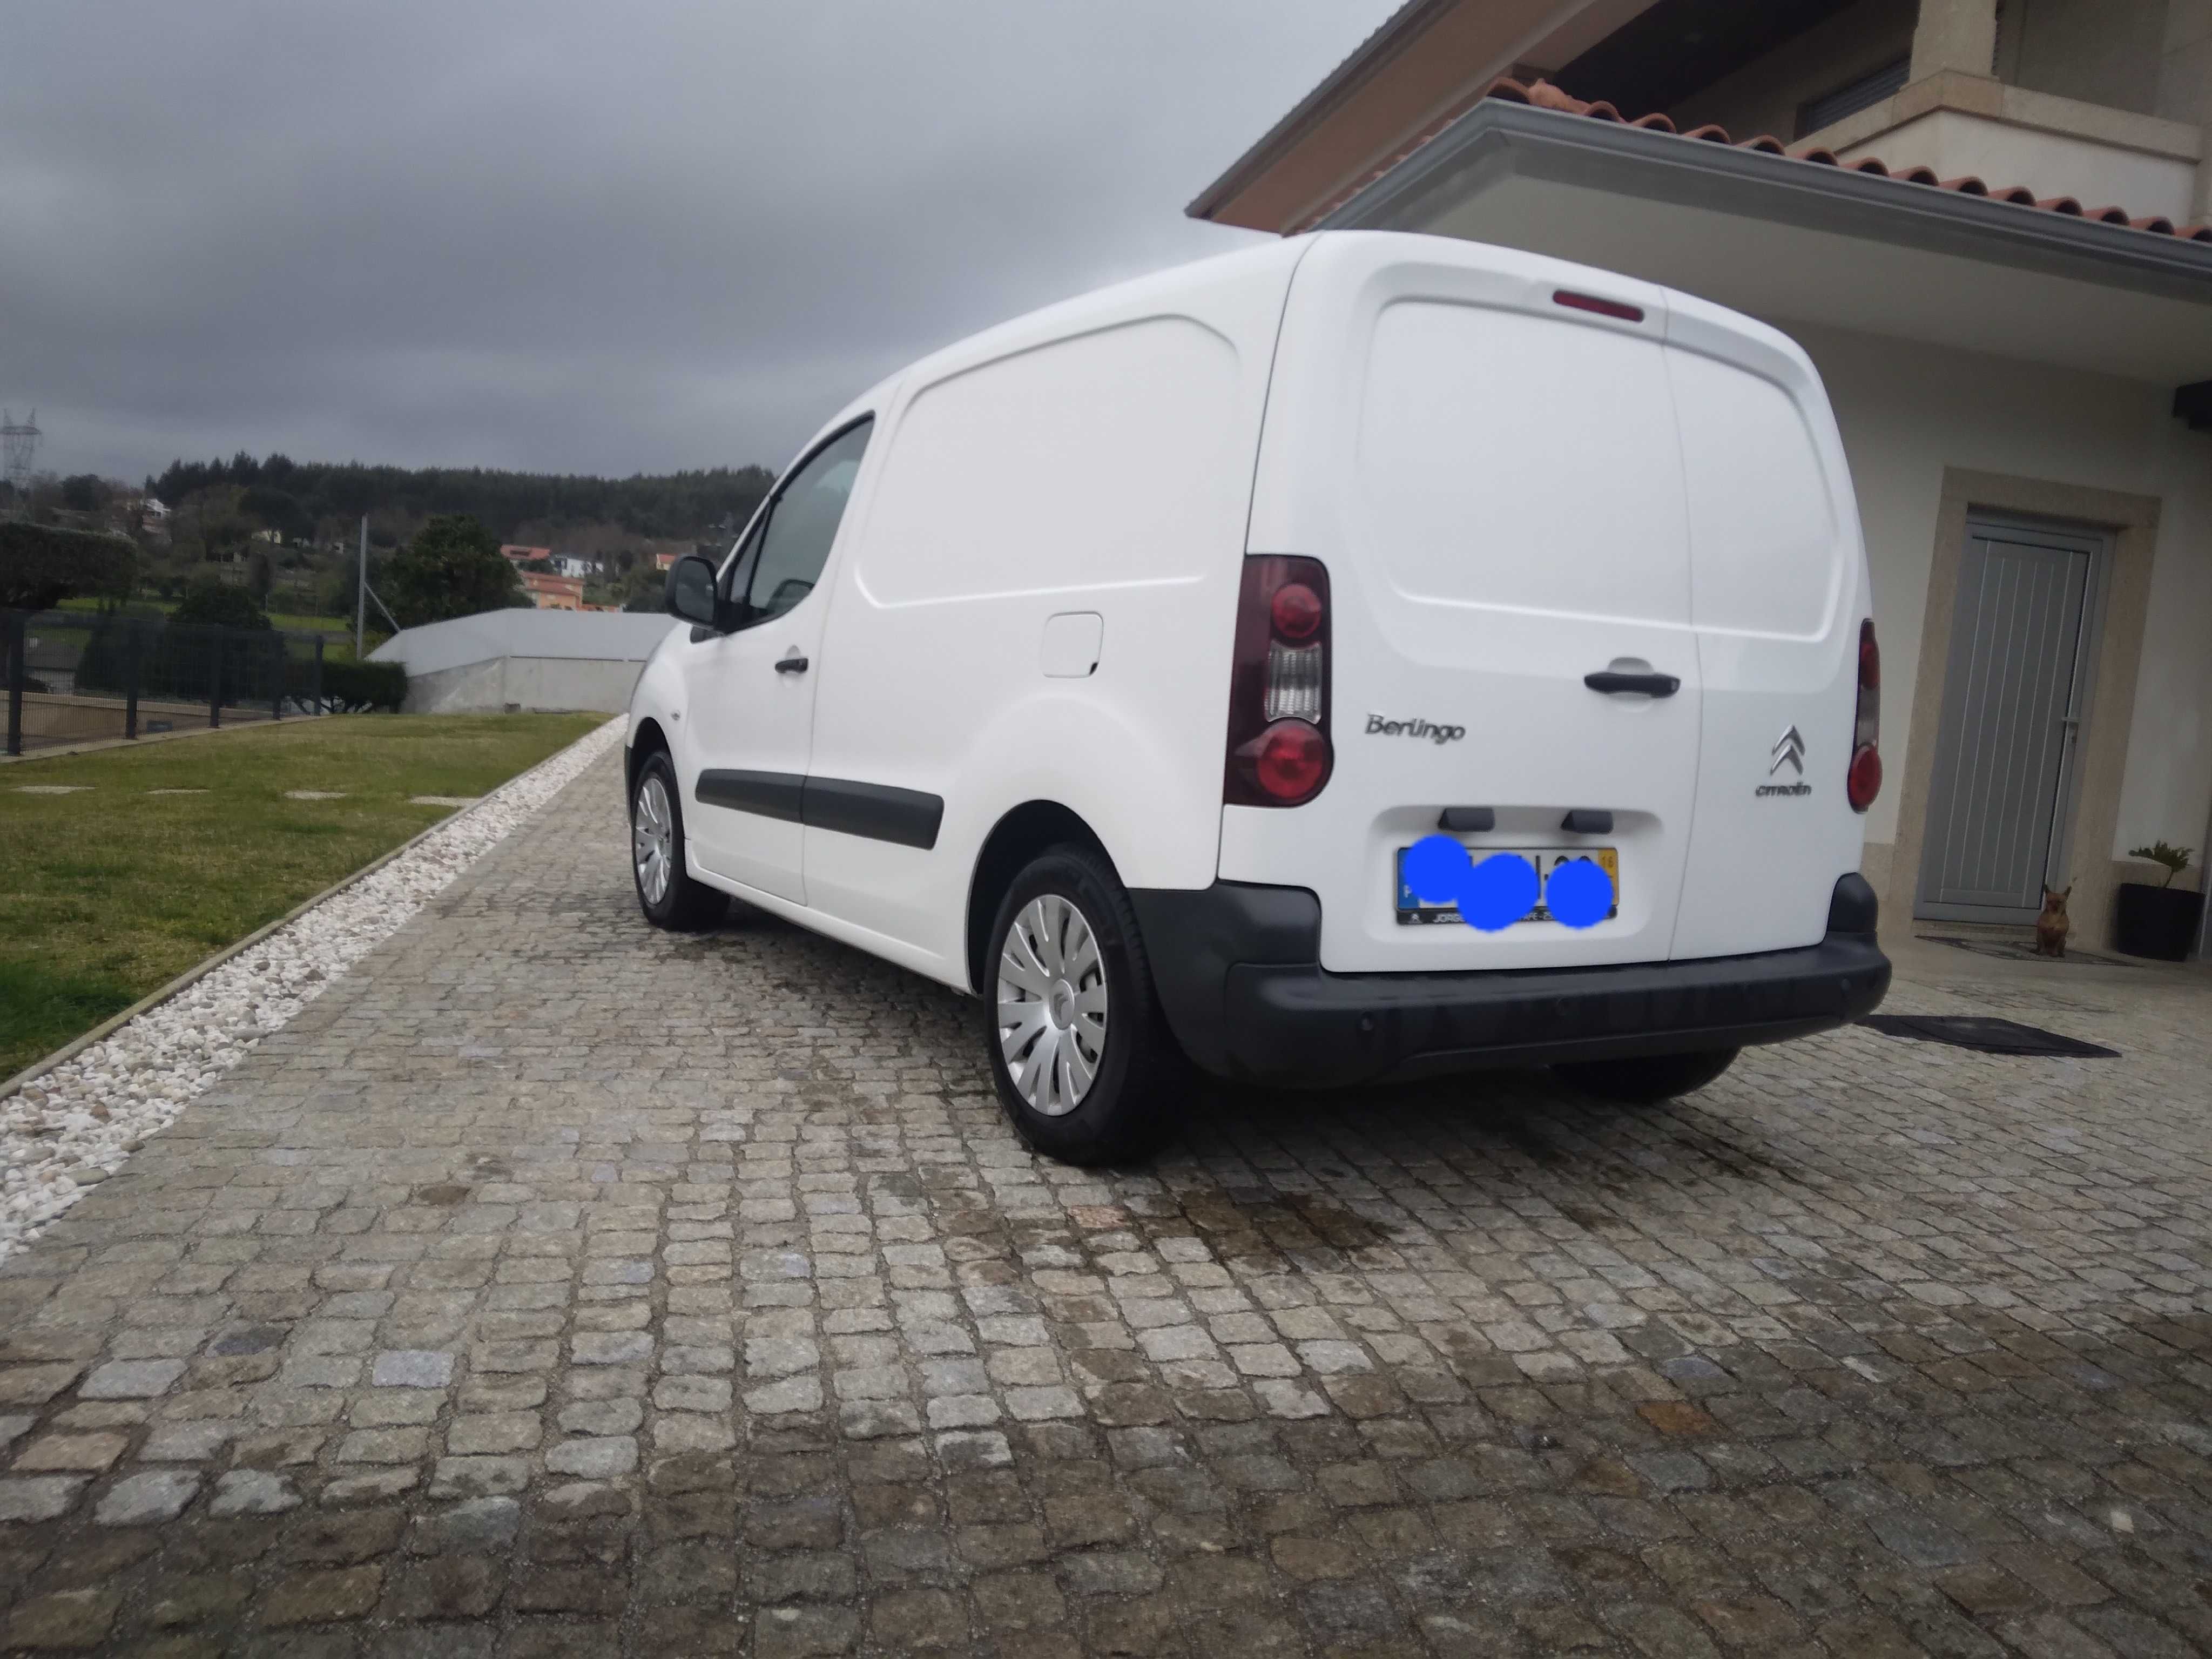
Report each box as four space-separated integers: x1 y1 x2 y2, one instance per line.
0 522 138 611
321 658 408 712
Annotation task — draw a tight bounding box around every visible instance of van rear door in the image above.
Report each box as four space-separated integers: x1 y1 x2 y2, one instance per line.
1662 293 1867 960
1229 234 1702 974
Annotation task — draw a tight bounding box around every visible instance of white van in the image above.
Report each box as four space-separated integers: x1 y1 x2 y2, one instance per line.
625 231 1890 1163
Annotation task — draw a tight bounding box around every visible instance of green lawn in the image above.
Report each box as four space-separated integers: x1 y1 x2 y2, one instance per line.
0 712 603 1078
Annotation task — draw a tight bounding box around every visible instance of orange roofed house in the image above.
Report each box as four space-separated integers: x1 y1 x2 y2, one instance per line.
1193 0 2212 954
518 570 584 611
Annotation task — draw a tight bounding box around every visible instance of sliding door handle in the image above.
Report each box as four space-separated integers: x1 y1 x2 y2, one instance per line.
1584 671 1679 697
774 655 809 675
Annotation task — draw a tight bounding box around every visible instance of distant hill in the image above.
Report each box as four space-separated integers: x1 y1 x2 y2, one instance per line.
147 452 775 546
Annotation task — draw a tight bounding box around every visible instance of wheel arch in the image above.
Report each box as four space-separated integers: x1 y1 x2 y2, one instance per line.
964 800 1115 995
628 717 671 797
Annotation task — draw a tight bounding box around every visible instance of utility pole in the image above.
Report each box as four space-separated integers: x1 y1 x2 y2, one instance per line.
356 516 367 658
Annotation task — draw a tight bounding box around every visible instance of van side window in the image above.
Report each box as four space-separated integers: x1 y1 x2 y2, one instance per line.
743 420 873 624
720 519 763 603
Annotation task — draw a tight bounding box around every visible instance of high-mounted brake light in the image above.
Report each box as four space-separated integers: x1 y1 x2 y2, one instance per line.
1554 289 1644 323
1847 617 1882 812
1226 557 1332 806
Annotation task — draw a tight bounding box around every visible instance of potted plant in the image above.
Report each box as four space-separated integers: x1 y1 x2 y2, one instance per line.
2115 841 2204 961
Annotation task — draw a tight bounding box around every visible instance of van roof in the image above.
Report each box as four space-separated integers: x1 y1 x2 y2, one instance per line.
804 231 1797 453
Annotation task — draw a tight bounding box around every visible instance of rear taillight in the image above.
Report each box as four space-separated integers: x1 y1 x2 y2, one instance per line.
1226 556 1331 806
1847 617 1881 812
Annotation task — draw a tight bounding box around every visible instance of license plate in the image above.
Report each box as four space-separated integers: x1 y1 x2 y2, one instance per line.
1394 845 1620 926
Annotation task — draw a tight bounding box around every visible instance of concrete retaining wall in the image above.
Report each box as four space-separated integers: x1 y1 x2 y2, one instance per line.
403 655 645 714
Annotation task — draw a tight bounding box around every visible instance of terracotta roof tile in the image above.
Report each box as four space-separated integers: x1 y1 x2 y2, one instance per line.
1299 76 2212 243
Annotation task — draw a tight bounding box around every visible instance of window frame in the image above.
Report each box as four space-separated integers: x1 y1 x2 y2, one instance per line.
717 414 875 634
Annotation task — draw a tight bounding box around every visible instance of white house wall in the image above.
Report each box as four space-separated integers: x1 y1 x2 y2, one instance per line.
1791 317 2212 880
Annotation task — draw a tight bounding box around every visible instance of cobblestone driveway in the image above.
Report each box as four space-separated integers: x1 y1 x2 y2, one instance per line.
5 747 2211 1657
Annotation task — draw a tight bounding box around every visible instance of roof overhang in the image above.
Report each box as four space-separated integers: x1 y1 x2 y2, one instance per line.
1317 99 2212 382
1186 0 1654 231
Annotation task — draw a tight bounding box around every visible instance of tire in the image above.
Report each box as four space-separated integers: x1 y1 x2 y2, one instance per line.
983 844 1183 1165
1553 1047 1739 1104
629 750 728 933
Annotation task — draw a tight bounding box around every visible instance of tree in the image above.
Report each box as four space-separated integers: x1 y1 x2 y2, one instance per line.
381 514 527 626
0 522 137 610
173 575 272 630
60 474 111 513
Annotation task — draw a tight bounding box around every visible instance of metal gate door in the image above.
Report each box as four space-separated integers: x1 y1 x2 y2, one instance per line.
1916 516 2103 923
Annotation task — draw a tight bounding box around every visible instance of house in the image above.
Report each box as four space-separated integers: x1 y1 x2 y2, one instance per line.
1191 0 2212 954
653 550 681 572
500 543 554 567
551 555 596 580
518 570 584 611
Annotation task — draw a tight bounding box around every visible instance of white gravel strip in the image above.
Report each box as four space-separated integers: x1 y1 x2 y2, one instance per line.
1 716 626 1263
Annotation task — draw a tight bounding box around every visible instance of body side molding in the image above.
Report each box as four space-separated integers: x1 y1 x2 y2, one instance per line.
694 770 943 850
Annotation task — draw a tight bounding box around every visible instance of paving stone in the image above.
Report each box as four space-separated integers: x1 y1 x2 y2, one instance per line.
77 1358 187 1399
545 1435 638 1478
0 746 2206 1655
208 1469 301 1515
0 1476 86 1521
260 1563 384 1626
371 1350 454 1388
93 1469 200 1525
2 1588 118 1650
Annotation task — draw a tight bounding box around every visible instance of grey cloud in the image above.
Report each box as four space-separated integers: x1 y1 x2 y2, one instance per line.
1 1 1392 482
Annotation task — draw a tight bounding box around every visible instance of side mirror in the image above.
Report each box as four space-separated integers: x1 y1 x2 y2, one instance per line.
665 554 724 630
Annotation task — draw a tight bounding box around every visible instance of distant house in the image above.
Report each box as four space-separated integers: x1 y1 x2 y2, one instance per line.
551 555 596 579
518 570 584 611
140 497 168 520
653 550 680 572
500 543 553 566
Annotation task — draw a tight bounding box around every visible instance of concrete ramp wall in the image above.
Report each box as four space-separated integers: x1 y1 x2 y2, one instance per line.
370 610 678 714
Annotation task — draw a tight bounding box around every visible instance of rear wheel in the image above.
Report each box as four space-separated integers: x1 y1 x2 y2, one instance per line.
985 845 1181 1165
630 751 727 932
1553 1047 1738 1104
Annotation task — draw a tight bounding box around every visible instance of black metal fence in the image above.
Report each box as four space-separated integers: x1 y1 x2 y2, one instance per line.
3 609 331 756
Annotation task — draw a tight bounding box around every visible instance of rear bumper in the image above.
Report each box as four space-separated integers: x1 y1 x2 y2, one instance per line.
1129 874 1889 1088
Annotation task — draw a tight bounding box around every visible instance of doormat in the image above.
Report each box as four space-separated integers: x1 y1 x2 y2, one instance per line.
1858 1014 2119 1058
1921 934 2142 968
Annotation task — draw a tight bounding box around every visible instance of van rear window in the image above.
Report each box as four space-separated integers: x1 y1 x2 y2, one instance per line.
859 318 1242 606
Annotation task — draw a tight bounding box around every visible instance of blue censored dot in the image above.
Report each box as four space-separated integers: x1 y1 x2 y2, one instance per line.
1462 852 1539 931
1546 858 1613 929
1402 834 1469 907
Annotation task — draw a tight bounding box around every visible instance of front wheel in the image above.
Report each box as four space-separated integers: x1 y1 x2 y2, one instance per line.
630 751 727 932
984 846 1182 1166
1552 1047 1738 1104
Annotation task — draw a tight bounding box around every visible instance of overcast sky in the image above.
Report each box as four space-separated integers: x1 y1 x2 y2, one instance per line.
2 2 1395 485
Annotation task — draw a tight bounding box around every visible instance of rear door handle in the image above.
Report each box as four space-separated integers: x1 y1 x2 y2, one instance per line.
1584 671 1679 697
775 655 808 675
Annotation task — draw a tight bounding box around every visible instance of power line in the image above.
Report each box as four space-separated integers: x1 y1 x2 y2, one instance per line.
0 409 39 503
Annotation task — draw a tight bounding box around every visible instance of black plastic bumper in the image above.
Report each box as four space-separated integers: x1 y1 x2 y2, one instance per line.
1129 874 1890 1088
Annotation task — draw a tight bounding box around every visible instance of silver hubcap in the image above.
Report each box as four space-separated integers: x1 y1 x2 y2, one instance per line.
996 894 1108 1116
633 775 674 905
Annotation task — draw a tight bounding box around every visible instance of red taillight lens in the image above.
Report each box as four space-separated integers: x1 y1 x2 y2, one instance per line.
1848 617 1881 812
1847 744 1883 812
1270 583 1323 640
1251 719 1330 803
1226 556 1331 807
